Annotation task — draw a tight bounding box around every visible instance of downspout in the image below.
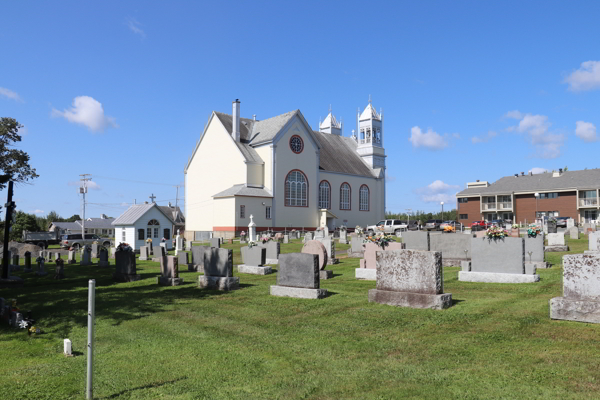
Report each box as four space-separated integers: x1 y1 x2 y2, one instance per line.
271 145 276 229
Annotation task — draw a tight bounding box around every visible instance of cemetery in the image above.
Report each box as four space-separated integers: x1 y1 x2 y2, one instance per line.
1 231 600 399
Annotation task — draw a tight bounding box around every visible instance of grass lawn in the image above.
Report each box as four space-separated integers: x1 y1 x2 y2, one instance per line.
1 238 599 399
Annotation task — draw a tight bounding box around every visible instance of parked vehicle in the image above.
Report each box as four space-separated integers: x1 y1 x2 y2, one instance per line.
489 219 505 228
556 217 569 228
22 230 62 248
471 220 489 231
441 221 462 232
61 234 112 250
398 220 420 231
424 220 443 231
366 219 406 235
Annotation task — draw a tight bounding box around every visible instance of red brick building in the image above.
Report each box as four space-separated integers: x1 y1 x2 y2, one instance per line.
456 169 600 226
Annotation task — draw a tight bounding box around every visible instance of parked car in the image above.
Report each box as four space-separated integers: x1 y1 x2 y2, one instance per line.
61 234 112 250
398 220 420 231
489 220 505 228
556 217 569 228
424 220 443 231
471 220 489 231
441 221 462 233
366 219 406 236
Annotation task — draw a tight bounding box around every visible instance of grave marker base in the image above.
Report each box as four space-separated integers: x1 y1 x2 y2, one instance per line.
545 246 569 252
237 265 273 275
347 250 364 258
151 257 161 263
98 261 110 268
270 285 327 299
526 261 548 270
550 297 600 324
327 258 339 265
265 258 279 265
23 268 33 273
442 258 469 267
157 277 184 286
458 271 540 283
355 268 376 280
198 276 239 291
368 289 452 310
319 270 333 280
188 264 203 273
68 260 77 265
139 256 149 261
113 273 141 282
584 250 600 255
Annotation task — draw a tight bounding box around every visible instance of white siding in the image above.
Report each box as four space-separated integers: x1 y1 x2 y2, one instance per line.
115 206 174 251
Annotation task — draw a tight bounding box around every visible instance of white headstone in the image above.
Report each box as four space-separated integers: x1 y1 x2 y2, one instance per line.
548 233 565 246
64 339 72 356
248 214 256 242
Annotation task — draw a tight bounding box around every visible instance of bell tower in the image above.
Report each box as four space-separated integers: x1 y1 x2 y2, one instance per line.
356 96 386 170
319 105 342 135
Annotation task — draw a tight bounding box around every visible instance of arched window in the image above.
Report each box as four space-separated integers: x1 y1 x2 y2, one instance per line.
285 170 308 207
318 181 330 209
359 185 370 211
340 183 351 210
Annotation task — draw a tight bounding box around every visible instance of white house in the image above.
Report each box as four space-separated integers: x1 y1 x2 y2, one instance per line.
184 99 386 239
112 203 175 251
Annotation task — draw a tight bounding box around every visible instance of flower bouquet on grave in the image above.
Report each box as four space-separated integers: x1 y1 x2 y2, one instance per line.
240 231 246 237
364 234 396 249
260 235 272 244
512 224 519 229
527 224 541 238
247 241 257 248
340 225 347 232
485 226 510 240
161 237 166 243
355 225 364 235
146 238 152 243
116 242 132 252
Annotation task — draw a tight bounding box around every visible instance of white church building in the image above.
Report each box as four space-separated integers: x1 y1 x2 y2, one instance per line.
184 99 387 239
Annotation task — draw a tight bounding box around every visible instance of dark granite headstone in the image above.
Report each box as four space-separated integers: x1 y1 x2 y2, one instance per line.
277 253 320 289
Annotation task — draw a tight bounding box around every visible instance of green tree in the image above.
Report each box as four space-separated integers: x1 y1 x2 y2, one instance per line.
66 214 81 222
45 210 62 229
10 211 40 241
0 118 39 189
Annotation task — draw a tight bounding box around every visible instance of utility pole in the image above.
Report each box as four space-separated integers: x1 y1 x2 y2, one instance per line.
406 208 412 228
1 181 15 280
80 174 91 239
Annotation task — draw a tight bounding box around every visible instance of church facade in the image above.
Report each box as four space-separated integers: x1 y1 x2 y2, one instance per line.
184 99 387 239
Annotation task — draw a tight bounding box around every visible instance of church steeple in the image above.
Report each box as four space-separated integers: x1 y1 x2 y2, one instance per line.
356 96 386 170
319 104 343 135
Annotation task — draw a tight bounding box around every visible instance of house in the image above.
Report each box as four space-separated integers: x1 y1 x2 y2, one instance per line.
48 214 116 236
456 168 600 225
112 203 176 251
184 99 386 239
158 203 185 236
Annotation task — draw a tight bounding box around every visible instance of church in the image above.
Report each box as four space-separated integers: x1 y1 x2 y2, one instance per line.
184 99 387 239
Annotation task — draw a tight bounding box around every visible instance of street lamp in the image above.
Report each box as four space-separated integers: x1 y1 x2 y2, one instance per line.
441 201 444 221
406 208 412 229
534 193 539 222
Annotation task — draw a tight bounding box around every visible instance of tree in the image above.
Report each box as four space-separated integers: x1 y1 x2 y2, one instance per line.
45 210 62 230
0 118 39 189
10 211 40 241
66 214 81 222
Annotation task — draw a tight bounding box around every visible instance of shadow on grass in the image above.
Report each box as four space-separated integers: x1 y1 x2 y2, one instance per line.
325 290 339 298
451 298 465 306
98 376 188 399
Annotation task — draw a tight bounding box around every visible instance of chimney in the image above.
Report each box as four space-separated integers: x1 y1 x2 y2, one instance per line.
232 99 240 142
253 114 256 121
521 172 524 176
168 202 172 207
476 179 480 182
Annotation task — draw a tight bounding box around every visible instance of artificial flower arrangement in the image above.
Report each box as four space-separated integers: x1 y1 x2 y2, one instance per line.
527 224 541 238
247 241 257 248
443 225 455 233
355 225 364 235
161 237 166 242
485 225 510 240
260 235 272 244
116 242 132 252
240 231 246 237
512 224 519 229
146 238 152 243
339 225 347 232
92 241 99 245
364 234 396 249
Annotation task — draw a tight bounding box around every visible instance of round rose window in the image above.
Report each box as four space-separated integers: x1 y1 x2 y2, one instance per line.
290 135 304 154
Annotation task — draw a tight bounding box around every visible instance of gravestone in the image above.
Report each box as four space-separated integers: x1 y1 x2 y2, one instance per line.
36 256 47 276
368 249 452 310
314 229 325 239
110 247 116 259
152 245 167 263
175 236 183 255
301 240 328 274
160 242 168 254
524 235 547 269
91 244 99 259
550 254 600 323
54 259 65 280
139 246 150 261
283 235 289 244
356 242 405 280
113 248 140 282
210 238 221 248
270 253 327 299
190 245 211 272
316 237 338 266
146 241 154 255
177 251 192 271
158 255 183 286
10 254 20 271
54 252 61 262
67 250 77 264
568 226 579 240
459 237 539 283
46 251 53 262
198 248 238 291
274 233 284 243
546 233 569 252
339 229 348 244
239 246 271 275
98 248 109 267
402 231 431 251
186 241 193 251
80 246 92 266
430 234 472 266
304 232 313 242
23 252 32 273
566 218 575 229
259 241 280 264
588 232 600 253
547 220 558 234
348 235 365 257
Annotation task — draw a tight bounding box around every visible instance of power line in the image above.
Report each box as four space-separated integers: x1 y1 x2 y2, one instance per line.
92 175 179 187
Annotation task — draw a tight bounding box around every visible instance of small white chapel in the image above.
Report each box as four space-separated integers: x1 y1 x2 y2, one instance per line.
184 99 387 239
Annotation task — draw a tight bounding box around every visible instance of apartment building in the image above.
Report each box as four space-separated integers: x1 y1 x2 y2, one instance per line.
456 168 600 225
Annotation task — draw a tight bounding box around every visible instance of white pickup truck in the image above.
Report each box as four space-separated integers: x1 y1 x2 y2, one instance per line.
366 219 406 235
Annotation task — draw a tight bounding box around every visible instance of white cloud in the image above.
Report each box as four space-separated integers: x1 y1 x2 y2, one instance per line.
30 209 44 214
471 131 497 144
68 180 102 190
504 110 523 119
564 61 600 92
408 126 448 150
415 180 459 203
0 87 23 102
52 96 118 132
575 121 597 142
506 110 565 159
127 18 146 38
528 167 548 175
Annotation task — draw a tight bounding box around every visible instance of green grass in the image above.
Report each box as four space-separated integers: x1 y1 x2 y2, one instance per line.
1 238 599 399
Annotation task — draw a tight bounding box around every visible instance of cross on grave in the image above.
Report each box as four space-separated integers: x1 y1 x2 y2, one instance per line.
149 193 156 203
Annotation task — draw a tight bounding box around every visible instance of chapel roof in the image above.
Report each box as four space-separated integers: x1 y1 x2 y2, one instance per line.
213 184 273 198
112 203 175 226
320 112 341 129
359 103 380 121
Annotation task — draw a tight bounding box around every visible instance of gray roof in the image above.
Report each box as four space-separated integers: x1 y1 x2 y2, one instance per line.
158 206 185 224
213 112 263 163
213 184 273 198
112 203 175 225
52 221 81 231
313 131 377 177
457 169 600 196
80 217 115 229
249 110 298 144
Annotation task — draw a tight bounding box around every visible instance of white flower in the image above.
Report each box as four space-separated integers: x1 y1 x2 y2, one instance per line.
19 320 28 329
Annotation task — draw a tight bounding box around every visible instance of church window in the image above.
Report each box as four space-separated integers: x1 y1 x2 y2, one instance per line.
148 219 159 225
318 181 331 209
138 229 144 240
154 228 159 238
366 128 371 143
289 135 304 154
359 185 370 211
147 227 151 238
164 229 170 240
360 129 365 144
240 205 245 218
340 183 351 210
285 170 308 207
122 229 126 242
266 206 272 219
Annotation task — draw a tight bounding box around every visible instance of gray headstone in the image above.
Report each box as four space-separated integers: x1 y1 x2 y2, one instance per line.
471 237 525 274
91 244 99 258
430 234 471 260
114 250 138 280
210 238 221 248
259 241 280 262
241 246 266 267
524 235 545 262
139 246 150 260
548 233 565 246
277 253 320 289
98 248 109 266
178 251 189 266
569 226 579 240
81 247 92 265
589 232 600 252
203 248 233 277
350 235 364 253
283 235 289 244
402 231 431 251
375 249 443 295
24 252 31 270
54 258 65 279
161 255 179 279
68 250 77 264
192 245 211 266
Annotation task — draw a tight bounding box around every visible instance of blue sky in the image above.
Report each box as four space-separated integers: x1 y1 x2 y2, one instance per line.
1 1 599 219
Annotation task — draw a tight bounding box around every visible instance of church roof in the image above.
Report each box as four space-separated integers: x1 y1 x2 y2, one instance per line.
213 184 273 198
360 103 380 121
213 112 263 164
249 110 298 144
313 131 377 177
112 203 175 226
320 112 341 129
